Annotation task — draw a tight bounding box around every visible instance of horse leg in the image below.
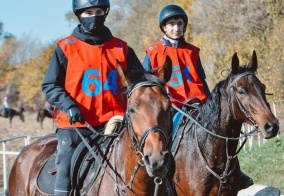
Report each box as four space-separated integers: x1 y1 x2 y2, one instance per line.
9 117 12 128
41 117 43 129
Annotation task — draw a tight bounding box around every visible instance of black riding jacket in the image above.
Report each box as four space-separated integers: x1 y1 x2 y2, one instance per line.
42 25 144 113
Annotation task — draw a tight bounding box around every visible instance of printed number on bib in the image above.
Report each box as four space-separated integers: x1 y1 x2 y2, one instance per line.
82 69 118 96
169 65 192 87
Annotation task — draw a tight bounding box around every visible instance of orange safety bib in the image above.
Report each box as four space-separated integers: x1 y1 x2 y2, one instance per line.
56 36 128 128
146 42 207 107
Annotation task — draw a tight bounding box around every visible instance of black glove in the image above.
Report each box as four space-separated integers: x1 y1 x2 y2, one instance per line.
67 106 84 124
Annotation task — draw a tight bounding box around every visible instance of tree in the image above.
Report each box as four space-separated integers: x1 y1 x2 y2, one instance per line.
187 0 283 100
16 43 56 109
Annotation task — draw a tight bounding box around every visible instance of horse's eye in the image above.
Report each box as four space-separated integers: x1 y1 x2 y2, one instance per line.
129 101 139 113
237 87 247 95
129 108 135 113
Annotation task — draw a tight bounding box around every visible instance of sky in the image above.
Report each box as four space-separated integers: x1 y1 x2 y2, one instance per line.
0 0 75 45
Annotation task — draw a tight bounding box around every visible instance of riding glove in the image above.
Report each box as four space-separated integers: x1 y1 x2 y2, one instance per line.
67 106 84 124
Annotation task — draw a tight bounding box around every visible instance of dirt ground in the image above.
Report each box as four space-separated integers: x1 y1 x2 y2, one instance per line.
0 111 56 193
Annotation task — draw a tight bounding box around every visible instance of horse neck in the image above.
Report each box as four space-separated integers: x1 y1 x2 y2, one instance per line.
19 107 24 113
111 128 149 194
198 86 243 154
14 110 21 116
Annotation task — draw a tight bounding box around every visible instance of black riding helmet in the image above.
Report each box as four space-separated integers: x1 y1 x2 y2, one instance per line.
158 4 188 33
72 0 110 16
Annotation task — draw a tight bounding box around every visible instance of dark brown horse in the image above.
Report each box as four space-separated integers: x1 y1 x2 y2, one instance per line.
0 105 25 127
8 57 173 196
36 108 53 129
169 51 279 195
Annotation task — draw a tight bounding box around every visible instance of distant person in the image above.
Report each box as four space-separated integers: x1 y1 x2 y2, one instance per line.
41 0 143 195
3 96 10 109
1 96 11 117
142 4 253 190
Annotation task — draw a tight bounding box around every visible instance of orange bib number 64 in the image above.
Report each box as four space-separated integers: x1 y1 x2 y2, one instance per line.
82 69 118 96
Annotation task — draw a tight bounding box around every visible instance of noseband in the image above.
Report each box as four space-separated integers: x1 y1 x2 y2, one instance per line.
125 79 170 160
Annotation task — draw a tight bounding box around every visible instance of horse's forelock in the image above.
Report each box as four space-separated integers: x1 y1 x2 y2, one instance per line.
201 66 255 122
122 72 166 96
144 72 165 86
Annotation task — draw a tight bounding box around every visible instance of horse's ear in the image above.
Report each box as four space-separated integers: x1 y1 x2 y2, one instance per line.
247 50 258 72
158 56 172 83
231 52 239 74
116 60 130 87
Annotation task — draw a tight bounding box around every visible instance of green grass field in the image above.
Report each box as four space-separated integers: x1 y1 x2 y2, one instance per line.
239 134 284 193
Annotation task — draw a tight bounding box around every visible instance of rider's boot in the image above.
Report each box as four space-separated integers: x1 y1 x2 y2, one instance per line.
239 171 254 190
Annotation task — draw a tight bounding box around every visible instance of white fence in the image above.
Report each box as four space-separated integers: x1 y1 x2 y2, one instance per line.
0 136 42 195
0 101 283 195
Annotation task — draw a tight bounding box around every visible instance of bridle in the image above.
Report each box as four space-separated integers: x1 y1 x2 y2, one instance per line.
125 79 170 164
170 71 260 196
228 71 258 126
72 76 172 195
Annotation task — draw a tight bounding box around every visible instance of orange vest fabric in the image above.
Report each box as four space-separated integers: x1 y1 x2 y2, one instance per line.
146 42 207 107
56 36 128 128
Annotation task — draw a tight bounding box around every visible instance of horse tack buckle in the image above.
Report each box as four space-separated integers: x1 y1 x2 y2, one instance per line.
154 177 163 196
115 186 126 196
220 174 228 184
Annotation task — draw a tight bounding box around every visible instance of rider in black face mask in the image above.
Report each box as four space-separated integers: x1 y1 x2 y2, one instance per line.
78 6 108 35
43 1 144 195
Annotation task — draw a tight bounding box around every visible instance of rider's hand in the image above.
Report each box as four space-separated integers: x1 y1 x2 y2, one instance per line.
67 106 84 124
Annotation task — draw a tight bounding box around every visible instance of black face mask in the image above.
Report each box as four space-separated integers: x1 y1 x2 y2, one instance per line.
79 15 105 35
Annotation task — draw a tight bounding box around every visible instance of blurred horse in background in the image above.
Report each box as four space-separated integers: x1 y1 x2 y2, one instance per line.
0 105 25 128
37 108 53 129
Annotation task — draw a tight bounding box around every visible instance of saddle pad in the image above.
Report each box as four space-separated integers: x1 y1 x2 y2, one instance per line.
71 134 99 188
171 111 183 139
255 187 281 196
37 153 56 194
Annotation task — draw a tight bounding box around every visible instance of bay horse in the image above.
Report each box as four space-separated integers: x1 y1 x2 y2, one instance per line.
36 108 53 129
0 105 25 128
8 57 173 196
169 51 279 195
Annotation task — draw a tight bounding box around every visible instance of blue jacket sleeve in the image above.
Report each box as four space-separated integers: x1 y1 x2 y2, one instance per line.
142 54 152 72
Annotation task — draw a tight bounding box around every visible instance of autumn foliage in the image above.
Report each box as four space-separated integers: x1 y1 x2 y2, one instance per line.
0 0 283 110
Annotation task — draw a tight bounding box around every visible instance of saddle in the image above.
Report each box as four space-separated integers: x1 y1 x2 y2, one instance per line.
37 123 125 195
170 99 201 157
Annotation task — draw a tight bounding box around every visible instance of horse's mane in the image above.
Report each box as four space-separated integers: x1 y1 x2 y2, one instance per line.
198 80 225 128
198 65 251 127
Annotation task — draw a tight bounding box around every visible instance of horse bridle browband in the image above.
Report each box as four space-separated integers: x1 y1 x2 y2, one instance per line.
171 71 259 140
229 71 258 126
126 80 170 160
